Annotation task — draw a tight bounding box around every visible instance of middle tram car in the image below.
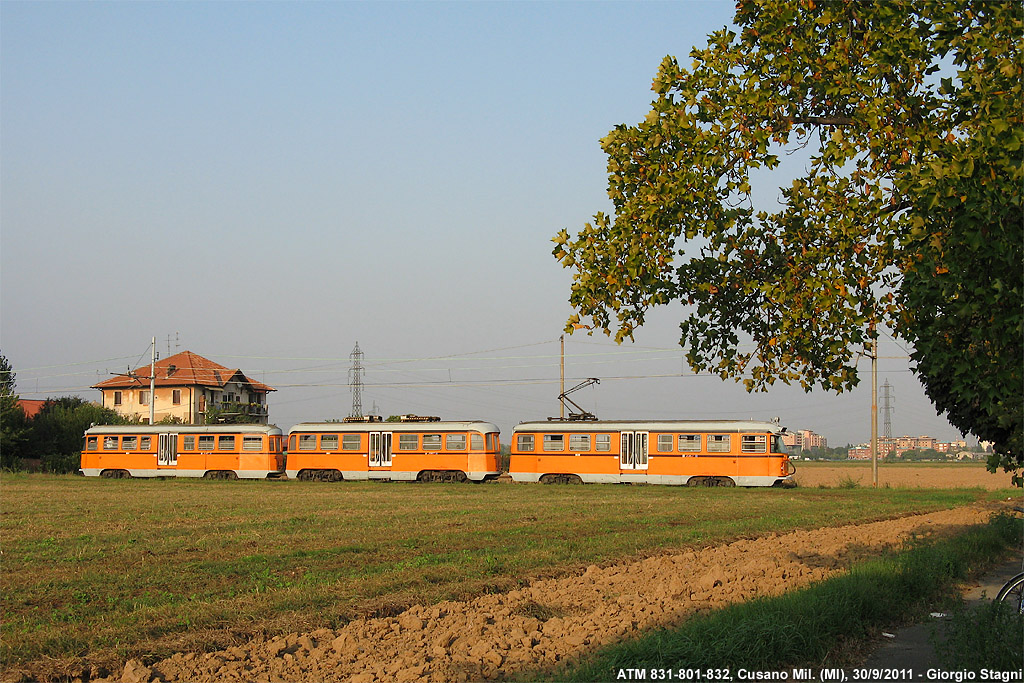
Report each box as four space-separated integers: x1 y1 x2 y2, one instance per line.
286 417 501 482
510 419 793 487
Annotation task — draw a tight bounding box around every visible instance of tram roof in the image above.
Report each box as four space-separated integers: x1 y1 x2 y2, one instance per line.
513 420 784 433
290 421 500 433
85 424 282 435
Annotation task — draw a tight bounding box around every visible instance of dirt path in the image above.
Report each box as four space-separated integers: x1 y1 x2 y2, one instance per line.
100 504 999 683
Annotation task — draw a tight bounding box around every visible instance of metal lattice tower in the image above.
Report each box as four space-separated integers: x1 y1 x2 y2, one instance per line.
881 379 894 439
349 342 364 418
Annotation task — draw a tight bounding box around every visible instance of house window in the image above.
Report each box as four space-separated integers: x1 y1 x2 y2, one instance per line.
569 434 591 451
139 390 150 406
298 434 317 451
516 434 535 452
183 435 195 450
342 434 361 450
399 434 418 451
320 434 339 450
113 391 122 406
679 434 701 452
657 434 674 452
742 434 767 453
198 435 215 451
172 390 181 405
596 434 611 451
543 434 564 452
471 433 484 450
122 436 138 450
446 434 466 450
422 434 442 450
708 435 731 453
103 436 119 450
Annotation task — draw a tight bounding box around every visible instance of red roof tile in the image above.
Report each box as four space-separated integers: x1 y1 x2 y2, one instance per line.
92 350 275 392
17 399 47 418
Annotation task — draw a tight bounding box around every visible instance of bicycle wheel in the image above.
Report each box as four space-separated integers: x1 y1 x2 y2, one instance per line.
995 571 1024 614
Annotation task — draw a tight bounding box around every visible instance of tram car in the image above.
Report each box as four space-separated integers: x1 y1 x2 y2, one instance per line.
80 424 285 479
286 416 501 482
509 420 793 487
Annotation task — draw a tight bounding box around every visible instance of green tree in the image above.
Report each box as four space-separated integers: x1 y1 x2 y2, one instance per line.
553 0 1022 483
0 353 30 469
27 397 126 473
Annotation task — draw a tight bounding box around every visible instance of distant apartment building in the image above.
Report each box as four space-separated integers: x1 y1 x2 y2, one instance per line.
781 429 827 452
849 435 968 459
92 350 275 424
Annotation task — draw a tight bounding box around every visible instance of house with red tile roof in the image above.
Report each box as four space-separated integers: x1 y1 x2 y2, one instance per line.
16 399 47 419
91 350 275 424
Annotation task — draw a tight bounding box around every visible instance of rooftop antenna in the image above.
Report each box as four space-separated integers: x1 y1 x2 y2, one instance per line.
349 342 364 418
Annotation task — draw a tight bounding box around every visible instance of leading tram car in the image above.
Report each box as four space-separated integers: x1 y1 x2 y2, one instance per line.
286 418 501 482
509 420 793 487
80 424 285 479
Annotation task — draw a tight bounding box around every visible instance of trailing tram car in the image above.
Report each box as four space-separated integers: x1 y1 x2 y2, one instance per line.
509 420 793 487
80 424 285 479
286 417 501 482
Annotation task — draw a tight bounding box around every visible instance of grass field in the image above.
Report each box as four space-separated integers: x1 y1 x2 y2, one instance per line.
0 474 1006 680
791 460 1015 489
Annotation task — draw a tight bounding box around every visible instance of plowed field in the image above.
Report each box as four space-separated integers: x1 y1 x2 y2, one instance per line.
94 504 1002 683
792 462 1012 489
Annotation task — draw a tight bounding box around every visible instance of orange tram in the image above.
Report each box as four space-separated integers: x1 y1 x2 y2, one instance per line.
285 417 501 482
80 417 794 487
509 420 793 487
80 424 284 479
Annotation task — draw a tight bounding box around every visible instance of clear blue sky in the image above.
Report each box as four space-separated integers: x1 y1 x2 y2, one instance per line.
1 1 968 446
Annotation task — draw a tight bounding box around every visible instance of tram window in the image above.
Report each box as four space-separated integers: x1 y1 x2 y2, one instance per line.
708 435 731 452
399 434 418 451
423 434 442 450
342 434 361 450
243 436 263 451
657 434 674 452
122 436 138 450
596 434 611 451
218 435 235 450
742 434 767 453
103 436 119 450
543 434 564 452
679 434 701 451
298 434 317 450
471 433 484 450
198 435 215 451
183 435 196 450
772 435 788 453
140 436 151 449
517 434 535 452
320 434 339 450
569 434 591 451
446 434 466 450
86 437 98 451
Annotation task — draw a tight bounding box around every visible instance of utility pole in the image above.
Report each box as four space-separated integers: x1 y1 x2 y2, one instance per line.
870 337 878 488
149 336 156 425
559 335 565 420
349 342 364 418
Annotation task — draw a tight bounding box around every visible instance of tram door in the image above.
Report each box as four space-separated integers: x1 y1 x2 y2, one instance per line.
619 431 649 471
368 432 393 468
157 433 178 467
